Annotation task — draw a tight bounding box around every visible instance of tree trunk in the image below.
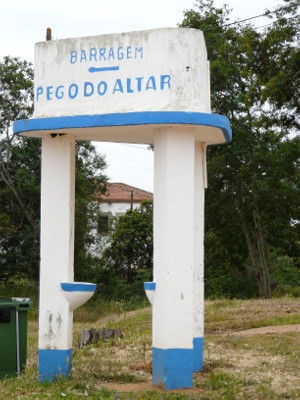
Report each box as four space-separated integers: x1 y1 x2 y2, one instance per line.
253 209 271 299
0 162 36 231
236 181 271 298
0 141 37 232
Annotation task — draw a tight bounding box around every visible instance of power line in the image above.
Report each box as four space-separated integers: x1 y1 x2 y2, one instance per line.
226 2 299 26
255 15 300 30
255 22 277 30
224 12 273 27
201 3 299 33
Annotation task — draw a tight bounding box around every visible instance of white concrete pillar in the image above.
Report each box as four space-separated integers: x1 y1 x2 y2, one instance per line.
193 142 206 372
38 134 75 382
152 127 195 390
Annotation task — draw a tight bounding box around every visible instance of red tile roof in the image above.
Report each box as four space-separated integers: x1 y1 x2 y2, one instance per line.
97 182 153 203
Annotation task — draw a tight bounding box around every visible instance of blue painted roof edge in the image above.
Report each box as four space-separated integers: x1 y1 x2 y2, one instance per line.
13 111 232 143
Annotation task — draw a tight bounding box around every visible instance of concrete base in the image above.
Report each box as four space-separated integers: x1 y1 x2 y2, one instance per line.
152 347 193 390
38 349 72 382
193 337 204 372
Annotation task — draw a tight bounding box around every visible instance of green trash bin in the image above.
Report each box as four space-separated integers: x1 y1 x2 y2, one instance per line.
0 297 33 379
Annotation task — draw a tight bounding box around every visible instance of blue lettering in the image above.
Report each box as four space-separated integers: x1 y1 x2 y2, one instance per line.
97 81 107 96
99 48 106 61
68 84 78 99
90 48 97 61
36 86 43 101
55 86 64 99
71 47 144 63
84 82 94 97
108 48 115 60
136 77 143 92
113 79 123 94
80 50 87 62
160 75 171 90
127 78 133 93
46 86 53 100
70 51 77 64
135 47 143 59
117 47 124 60
146 76 156 91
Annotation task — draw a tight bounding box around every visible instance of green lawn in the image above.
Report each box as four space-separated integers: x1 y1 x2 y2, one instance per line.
0 297 299 399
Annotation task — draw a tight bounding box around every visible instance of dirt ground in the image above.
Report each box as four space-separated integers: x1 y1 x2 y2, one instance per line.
103 322 300 394
229 323 300 336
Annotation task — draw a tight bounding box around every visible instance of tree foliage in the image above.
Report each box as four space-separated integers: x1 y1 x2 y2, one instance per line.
96 202 153 300
181 0 300 298
0 57 38 280
0 56 108 282
74 141 108 282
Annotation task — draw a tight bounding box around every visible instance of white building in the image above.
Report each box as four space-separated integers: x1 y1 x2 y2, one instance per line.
93 182 153 255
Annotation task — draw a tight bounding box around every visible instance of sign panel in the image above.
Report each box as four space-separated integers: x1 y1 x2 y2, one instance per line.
34 28 210 118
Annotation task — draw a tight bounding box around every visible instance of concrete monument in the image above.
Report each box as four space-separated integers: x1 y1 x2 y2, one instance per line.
14 28 231 389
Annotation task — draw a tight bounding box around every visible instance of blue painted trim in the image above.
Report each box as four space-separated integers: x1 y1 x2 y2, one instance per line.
152 347 193 390
13 111 232 143
89 66 119 73
60 282 96 292
38 349 72 382
193 337 203 372
144 282 156 291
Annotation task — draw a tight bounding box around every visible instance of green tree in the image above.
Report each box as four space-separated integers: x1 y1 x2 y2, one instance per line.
181 0 300 298
0 57 35 230
74 141 108 282
0 56 108 282
0 56 39 280
97 201 153 299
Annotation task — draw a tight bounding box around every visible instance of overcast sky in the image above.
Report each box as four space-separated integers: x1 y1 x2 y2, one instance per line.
0 0 281 191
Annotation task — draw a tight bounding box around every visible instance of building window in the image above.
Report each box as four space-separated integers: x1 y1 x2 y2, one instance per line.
98 214 110 234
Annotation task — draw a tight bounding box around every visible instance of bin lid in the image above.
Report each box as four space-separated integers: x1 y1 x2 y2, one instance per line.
0 297 33 310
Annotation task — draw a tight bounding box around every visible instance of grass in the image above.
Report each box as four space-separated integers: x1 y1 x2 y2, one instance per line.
0 297 299 399
205 298 300 333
